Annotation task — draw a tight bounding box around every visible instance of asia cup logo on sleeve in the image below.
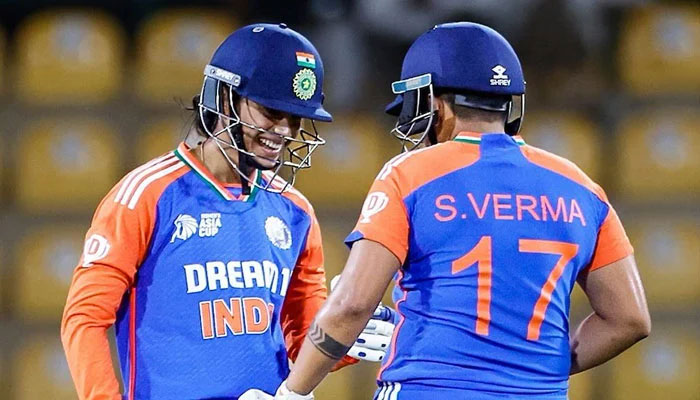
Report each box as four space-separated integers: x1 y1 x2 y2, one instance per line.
360 192 389 223
265 216 292 250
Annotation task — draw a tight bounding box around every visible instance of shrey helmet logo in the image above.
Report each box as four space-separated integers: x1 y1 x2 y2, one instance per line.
293 68 317 100
265 216 292 250
82 234 111 267
490 65 510 86
171 214 199 243
360 192 389 223
492 65 508 79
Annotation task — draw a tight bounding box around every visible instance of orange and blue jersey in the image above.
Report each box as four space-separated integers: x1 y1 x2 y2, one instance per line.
346 132 633 399
61 142 354 400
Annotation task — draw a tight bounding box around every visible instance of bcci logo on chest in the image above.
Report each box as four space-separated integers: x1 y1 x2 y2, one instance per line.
265 216 292 250
171 213 222 242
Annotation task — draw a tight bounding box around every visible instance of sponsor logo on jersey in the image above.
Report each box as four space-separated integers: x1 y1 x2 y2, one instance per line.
82 234 111 267
490 65 511 86
265 216 292 250
184 258 293 340
360 191 389 223
184 259 292 295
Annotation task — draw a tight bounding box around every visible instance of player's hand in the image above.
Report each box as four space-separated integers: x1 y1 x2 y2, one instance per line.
240 388 274 400
273 380 314 399
330 275 396 362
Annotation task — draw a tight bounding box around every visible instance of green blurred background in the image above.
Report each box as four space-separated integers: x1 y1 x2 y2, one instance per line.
0 0 698 399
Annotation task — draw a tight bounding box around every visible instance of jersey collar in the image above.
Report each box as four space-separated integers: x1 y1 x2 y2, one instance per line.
174 142 261 202
454 131 525 146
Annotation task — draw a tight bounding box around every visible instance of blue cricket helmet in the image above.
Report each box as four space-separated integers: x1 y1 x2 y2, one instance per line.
204 23 331 122
387 22 526 141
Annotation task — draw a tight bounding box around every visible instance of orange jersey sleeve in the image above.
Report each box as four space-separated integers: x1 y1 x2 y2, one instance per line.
589 200 634 271
61 154 183 399
279 191 357 370
347 144 482 263
347 159 411 263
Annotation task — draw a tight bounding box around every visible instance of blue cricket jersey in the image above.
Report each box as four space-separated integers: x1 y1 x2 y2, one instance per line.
346 132 633 399
63 143 337 399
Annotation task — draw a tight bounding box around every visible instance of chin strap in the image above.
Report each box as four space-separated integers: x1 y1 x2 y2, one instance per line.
231 125 253 195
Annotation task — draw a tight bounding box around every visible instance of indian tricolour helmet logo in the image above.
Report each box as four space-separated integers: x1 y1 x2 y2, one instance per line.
265 216 292 250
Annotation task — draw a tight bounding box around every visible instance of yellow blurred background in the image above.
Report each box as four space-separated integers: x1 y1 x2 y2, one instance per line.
0 1 698 399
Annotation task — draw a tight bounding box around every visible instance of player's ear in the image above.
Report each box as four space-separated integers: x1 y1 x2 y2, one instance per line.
434 94 456 142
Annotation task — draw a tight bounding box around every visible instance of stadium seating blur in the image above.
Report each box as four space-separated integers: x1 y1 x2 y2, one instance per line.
568 369 593 400
134 9 238 104
0 27 5 92
12 224 84 321
319 219 351 280
15 118 121 212
0 246 4 313
294 115 395 207
615 108 700 201
0 2 698 400
608 323 700 400
521 112 602 181
618 3 700 95
136 118 189 164
10 334 76 399
625 217 699 309
14 10 124 104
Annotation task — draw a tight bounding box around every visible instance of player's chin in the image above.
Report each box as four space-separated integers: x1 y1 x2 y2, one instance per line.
251 154 280 170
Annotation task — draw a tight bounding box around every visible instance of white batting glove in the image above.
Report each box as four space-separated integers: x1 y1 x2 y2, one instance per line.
239 388 273 400
330 275 396 362
274 380 314 400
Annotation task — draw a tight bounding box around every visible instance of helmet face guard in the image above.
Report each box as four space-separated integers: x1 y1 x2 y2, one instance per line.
389 73 526 152
198 71 325 193
389 74 437 152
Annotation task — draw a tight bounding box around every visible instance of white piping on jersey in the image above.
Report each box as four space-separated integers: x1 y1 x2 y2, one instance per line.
115 153 175 204
376 383 388 400
127 160 185 209
377 147 432 181
116 155 178 207
376 382 401 400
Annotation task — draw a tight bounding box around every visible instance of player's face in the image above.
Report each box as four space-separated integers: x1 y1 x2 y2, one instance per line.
237 98 302 169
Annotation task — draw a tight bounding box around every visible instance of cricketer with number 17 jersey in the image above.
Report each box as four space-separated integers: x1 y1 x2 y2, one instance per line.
346 132 633 399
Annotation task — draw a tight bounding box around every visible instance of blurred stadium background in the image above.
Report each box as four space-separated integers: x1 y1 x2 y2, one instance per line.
0 0 698 399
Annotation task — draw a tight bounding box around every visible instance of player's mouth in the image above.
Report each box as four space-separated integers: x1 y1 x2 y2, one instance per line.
256 135 284 159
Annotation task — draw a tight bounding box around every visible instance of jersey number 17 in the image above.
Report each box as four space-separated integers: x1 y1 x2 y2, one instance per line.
452 237 579 341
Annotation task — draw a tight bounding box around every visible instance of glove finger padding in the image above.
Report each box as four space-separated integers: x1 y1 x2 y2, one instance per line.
356 332 391 351
347 345 387 362
362 320 395 337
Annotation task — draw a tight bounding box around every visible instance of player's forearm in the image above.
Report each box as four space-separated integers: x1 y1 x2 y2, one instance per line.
62 267 130 399
286 302 375 394
62 313 122 399
569 311 650 374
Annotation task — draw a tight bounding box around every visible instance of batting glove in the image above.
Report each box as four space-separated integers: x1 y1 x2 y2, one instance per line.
274 380 314 400
330 275 397 362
